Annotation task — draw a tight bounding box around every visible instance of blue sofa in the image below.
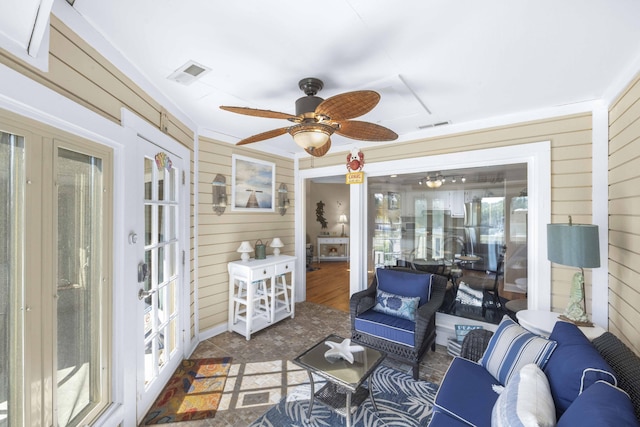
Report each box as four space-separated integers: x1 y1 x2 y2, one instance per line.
430 316 640 426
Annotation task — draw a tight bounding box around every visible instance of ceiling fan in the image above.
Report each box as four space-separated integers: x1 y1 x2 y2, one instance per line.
220 77 398 157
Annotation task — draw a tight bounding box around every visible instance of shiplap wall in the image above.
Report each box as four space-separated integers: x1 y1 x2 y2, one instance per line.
300 113 595 314
609 73 640 354
197 137 295 331
0 16 201 336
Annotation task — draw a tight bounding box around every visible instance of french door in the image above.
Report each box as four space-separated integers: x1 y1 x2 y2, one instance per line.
129 136 188 422
0 111 113 427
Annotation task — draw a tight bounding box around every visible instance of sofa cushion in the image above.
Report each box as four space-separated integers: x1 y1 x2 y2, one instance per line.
373 289 420 321
429 410 473 426
479 315 557 385
544 321 617 416
557 381 640 427
354 309 415 346
376 268 433 306
434 356 501 426
491 363 556 427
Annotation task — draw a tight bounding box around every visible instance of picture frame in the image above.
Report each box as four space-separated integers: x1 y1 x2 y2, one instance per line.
231 154 275 212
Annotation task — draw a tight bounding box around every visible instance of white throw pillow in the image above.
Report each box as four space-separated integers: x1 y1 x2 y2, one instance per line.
491 363 557 427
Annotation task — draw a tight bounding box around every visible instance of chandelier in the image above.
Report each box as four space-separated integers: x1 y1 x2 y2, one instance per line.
418 174 465 188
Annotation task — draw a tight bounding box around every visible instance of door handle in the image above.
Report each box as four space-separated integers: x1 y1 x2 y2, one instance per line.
138 288 157 300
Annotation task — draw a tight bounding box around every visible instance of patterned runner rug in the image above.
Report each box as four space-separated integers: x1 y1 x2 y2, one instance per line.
249 365 438 427
142 357 232 425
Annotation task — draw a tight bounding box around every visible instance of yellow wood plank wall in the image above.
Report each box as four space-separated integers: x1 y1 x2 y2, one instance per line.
0 17 201 336
300 113 595 314
609 73 640 354
197 137 295 331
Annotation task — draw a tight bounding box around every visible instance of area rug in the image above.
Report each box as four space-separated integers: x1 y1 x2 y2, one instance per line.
249 365 438 427
142 357 232 425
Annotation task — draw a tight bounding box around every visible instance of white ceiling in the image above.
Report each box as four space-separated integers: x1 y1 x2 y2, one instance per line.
66 1 640 157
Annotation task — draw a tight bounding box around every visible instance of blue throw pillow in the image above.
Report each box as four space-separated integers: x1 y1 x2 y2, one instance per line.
480 315 557 385
373 289 420 321
557 381 640 427
375 268 433 306
544 321 617 416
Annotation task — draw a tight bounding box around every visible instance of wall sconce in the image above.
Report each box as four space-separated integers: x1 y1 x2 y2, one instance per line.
212 174 228 215
278 183 290 216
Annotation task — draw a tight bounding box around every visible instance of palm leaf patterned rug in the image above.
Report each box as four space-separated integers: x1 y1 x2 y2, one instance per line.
249 365 438 426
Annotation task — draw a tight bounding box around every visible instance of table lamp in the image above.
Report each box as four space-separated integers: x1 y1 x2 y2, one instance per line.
547 216 600 326
270 237 284 256
339 214 348 237
237 241 253 262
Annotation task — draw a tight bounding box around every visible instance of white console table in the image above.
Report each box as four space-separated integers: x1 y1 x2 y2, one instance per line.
228 255 296 340
317 236 349 262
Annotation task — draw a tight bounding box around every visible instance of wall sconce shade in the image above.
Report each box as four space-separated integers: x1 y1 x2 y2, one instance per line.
237 241 253 262
212 174 228 215
547 218 600 326
278 183 289 216
270 237 284 256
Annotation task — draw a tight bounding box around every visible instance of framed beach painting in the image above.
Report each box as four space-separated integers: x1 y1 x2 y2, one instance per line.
231 154 275 212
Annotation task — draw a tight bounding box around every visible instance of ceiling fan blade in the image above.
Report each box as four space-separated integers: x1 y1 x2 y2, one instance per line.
235 127 290 145
315 91 380 120
335 120 398 141
305 138 331 157
220 106 298 121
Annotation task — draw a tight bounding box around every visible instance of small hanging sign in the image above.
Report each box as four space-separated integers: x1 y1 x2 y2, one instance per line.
346 148 364 184
155 152 173 171
346 172 364 184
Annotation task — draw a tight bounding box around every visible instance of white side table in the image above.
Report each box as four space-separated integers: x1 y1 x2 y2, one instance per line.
228 255 296 340
317 236 349 262
516 310 606 340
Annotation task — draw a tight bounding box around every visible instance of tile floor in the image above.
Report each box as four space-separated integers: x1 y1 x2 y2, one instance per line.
150 302 453 426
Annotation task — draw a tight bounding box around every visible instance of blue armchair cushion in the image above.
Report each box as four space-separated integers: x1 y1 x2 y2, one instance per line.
544 321 617 416
375 268 433 306
479 316 557 385
354 309 415 346
557 381 640 427
373 289 420 321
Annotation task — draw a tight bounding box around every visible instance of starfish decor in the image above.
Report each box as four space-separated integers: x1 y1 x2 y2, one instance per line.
324 338 365 363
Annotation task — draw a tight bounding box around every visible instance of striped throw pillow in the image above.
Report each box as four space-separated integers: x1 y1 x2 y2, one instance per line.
480 316 557 385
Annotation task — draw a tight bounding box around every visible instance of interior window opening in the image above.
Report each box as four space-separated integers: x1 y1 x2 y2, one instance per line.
367 163 528 325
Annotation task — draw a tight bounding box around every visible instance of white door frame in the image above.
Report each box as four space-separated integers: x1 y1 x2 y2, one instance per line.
121 109 191 423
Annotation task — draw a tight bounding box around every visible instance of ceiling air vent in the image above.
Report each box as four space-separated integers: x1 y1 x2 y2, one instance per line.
418 120 451 130
167 61 211 85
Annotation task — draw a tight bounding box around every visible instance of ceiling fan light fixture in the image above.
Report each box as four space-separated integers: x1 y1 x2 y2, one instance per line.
289 124 333 149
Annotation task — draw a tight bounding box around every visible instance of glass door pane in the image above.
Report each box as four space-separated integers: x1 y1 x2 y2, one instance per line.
143 156 180 387
56 148 104 427
0 131 25 427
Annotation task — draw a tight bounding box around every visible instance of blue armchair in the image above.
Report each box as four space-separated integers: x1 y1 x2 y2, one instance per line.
350 267 447 379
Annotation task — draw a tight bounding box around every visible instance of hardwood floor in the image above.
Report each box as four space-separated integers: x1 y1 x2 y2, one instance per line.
305 261 351 312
